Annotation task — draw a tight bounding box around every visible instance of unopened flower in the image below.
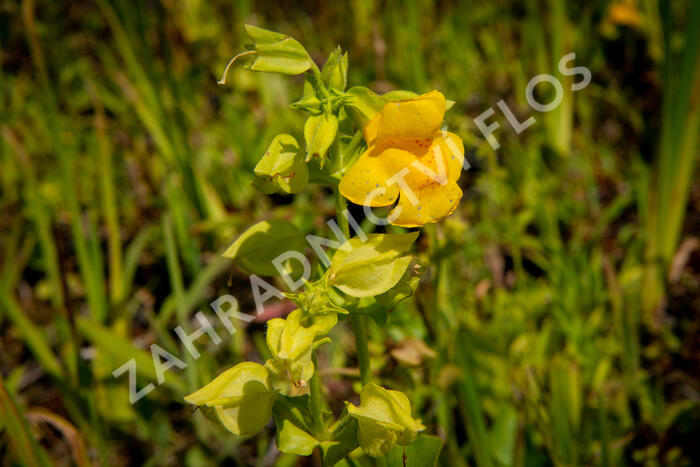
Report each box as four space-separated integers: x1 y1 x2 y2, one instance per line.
265 309 337 388
347 382 425 457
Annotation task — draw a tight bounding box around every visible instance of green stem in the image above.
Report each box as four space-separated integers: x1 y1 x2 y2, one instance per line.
352 314 371 385
310 352 324 436
334 190 351 238
334 191 373 386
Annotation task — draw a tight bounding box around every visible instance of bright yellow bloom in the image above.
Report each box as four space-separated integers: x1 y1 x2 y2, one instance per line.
339 90 465 227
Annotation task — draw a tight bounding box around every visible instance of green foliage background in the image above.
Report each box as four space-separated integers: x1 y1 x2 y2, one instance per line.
1 0 699 465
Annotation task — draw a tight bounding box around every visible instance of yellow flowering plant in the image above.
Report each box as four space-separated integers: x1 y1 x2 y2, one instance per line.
186 24 464 465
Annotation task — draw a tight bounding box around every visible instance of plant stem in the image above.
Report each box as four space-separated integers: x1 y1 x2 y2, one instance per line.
310 352 325 436
334 191 373 386
352 314 371 385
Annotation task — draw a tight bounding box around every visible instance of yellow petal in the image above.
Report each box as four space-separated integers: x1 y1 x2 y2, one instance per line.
382 137 455 190
339 146 414 207
432 131 465 183
390 181 462 227
376 90 446 141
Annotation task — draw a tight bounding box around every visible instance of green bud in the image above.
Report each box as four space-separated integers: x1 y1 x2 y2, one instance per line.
252 134 309 194
265 310 337 387
304 113 339 163
322 46 348 91
347 382 425 457
184 362 276 436
284 278 349 315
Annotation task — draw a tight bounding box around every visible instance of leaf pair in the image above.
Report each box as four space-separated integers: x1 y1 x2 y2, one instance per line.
223 219 420 302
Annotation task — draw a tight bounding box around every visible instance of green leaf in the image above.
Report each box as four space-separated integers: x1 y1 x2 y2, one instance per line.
277 419 319 455
252 134 309 194
307 158 340 185
328 233 419 298
244 24 314 75
0 377 52 467
222 219 305 276
184 362 276 436
273 394 315 432
290 92 322 113
273 394 319 455
344 86 386 128
354 298 389 326
304 113 339 162
75 316 186 393
375 269 420 309
386 435 443 467
322 410 359 466
184 362 271 407
489 405 518 467
322 46 348 91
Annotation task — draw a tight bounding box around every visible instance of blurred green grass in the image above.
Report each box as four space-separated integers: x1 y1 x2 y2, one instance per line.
1 0 699 465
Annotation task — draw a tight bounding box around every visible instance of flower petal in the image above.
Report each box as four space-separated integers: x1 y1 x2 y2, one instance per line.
390 136 462 189
339 146 414 207
390 181 462 227
432 131 465 182
376 90 446 141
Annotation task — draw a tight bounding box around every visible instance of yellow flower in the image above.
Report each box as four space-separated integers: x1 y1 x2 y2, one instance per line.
339 90 465 227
